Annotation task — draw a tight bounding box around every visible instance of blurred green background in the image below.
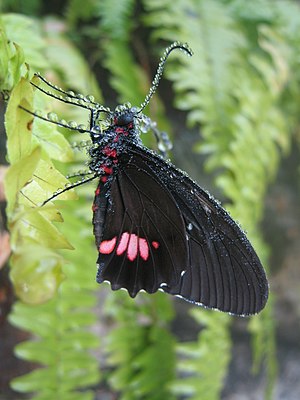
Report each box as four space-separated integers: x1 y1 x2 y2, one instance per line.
0 0 300 399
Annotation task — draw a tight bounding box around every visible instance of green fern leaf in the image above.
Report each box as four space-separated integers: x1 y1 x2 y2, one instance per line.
3 13 102 399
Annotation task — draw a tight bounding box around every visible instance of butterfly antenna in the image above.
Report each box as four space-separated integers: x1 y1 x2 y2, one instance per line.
138 41 193 113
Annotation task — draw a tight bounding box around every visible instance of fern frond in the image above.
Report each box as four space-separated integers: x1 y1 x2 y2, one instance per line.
172 311 230 400
104 292 176 400
65 0 98 26
101 40 147 105
96 0 135 40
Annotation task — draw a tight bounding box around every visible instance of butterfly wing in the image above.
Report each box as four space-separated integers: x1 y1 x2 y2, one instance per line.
110 143 268 315
165 183 268 315
92 153 188 297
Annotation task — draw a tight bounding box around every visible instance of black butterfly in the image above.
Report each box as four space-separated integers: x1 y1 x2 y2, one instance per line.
21 42 268 316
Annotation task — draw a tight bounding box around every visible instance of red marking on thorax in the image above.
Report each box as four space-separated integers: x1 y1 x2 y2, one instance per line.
103 166 113 175
99 163 114 183
114 127 129 136
103 147 117 158
99 232 160 262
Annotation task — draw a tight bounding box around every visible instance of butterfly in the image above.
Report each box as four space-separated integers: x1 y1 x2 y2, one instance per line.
21 42 268 316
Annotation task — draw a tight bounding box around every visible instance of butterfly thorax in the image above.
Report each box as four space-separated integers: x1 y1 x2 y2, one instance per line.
88 107 141 182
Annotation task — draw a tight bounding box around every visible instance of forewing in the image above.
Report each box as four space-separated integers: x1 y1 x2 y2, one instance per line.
92 155 188 297
127 144 268 315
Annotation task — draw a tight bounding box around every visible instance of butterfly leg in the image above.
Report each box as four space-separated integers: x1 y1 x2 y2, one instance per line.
41 173 97 206
19 105 93 133
66 171 94 179
33 73 74 96
28 73 111 118
29 74 96 111
70 140 92 150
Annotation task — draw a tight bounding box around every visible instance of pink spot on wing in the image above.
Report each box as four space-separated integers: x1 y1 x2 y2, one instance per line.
95 187 100 196
116 232 130 255
139 238 149 261
99 237 117 254
127 234 138 261
152 241 160 249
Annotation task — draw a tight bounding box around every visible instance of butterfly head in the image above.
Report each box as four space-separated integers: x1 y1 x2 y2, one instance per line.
113 103 136 128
